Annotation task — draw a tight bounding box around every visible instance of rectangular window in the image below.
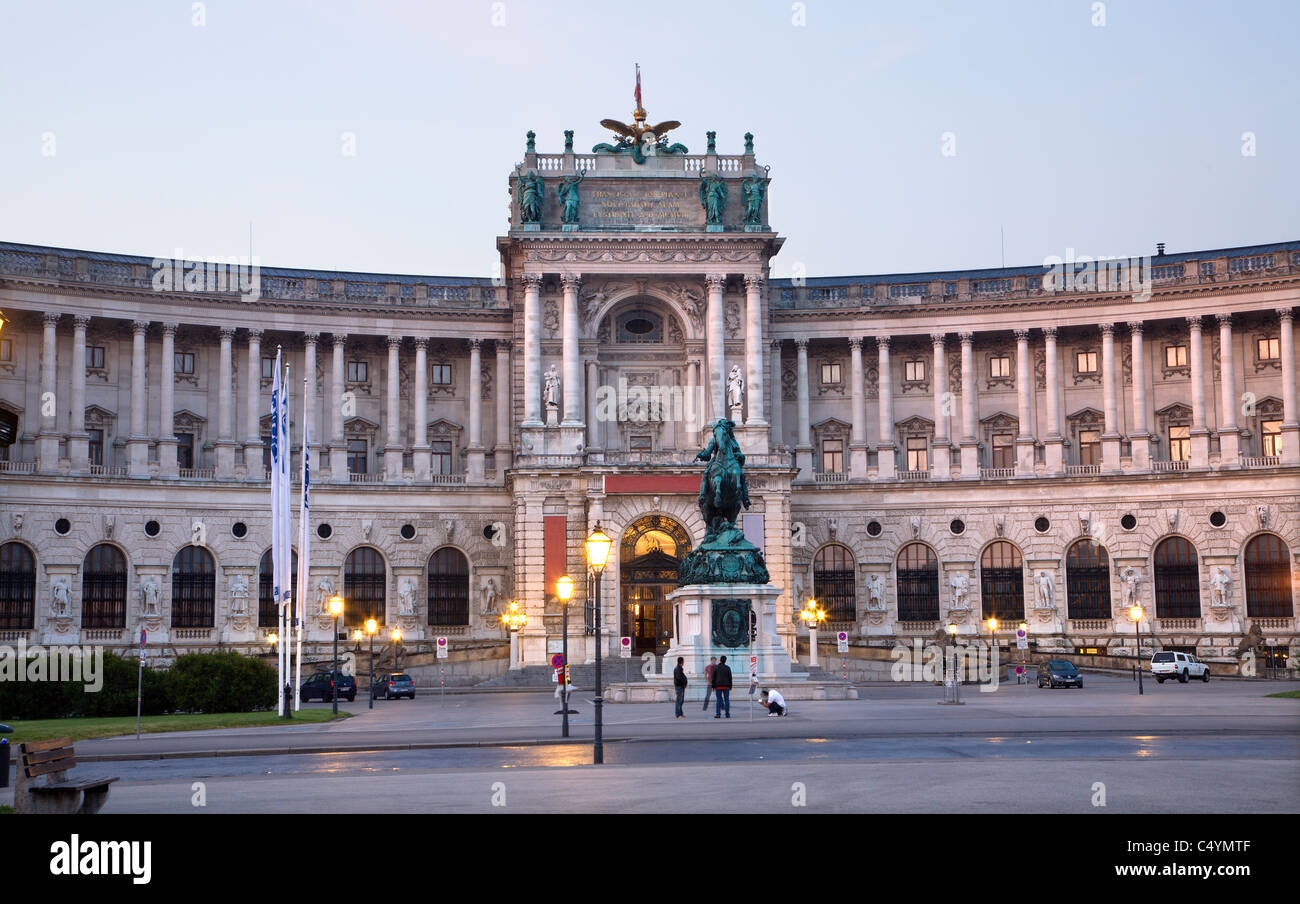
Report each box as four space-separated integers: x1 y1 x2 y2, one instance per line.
177 433 195 469
904 360 926 382
0 339 11 362
1262 420 1282 458
347 439 368 473
1078 430 1101 466
261 435 272 471
1257 337 1280 361
991 434 1014 469
1076 351 1098 373
86 346 106 369
431 364 452 385
1168 425 1190 462
820 363 841 385
1199 261 1215 277
989 355 1011 378
906 437 929 472
346 361 367 383
175 352 195 375
431 439 452 474
261 357 275 379
88 428 104 466
1165 345 1188 368
821 438 843 473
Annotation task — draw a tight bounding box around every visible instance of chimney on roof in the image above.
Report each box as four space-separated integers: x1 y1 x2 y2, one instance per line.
1156 242 1166 256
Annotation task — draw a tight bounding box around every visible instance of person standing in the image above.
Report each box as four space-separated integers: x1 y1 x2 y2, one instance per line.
702 656 717 712
672 656 688 719
712 655 733 719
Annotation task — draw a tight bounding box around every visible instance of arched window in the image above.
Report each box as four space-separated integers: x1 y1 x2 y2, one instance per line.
980 541 1024 621
1244 534 1293 618
1066 539 1111 619
1153 537 1199 618
428 547 469 626
258 549 298 628
896 543 938 622
171 545 216 628
813 544 856 621
344 547 386 626
0 542 36 630
82 544 127 629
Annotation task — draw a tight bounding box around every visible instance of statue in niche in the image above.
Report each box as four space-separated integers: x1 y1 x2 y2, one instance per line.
397 578 417 617
228 575 250 617
140 577 161 617
698 172 727 225
866 574 887 611
1210 566 1233 608
544 366 561 410
949 572 970 609
481 578 500 617
1121 566 1142 610
741 175 767 225
50 577 73 618
1035 570 1056 609
726 365 745 410
556 170 585 225
315 576 337 616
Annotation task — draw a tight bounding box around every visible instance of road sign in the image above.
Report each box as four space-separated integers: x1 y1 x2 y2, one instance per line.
837 631 849 653
1016 637 1028 650
1015 665 1024 675
550 652 565 670
436 636 449 659
619 636 632 659
1016 628 1027 639
140 627 147 646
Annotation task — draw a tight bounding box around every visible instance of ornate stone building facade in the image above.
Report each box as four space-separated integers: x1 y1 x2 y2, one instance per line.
0 125 1296 674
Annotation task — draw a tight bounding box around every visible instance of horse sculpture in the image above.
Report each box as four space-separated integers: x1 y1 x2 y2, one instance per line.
695 419 751 539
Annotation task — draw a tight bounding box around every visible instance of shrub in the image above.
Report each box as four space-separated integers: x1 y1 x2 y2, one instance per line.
167 651 277 714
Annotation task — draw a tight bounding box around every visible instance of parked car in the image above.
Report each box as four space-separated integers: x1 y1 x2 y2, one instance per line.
301 670 357 702
371 672 416 700
1151 651 1210 684
1037 659 1083 689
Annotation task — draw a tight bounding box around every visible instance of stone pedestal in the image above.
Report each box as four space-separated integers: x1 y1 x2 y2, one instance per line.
545 405 559 427
1101 434 1123 474
1217 431 1241 468
1015 438 1036 477
127 436 150 479
850 443 868 478
1044 437 1065 476
412 444 432 481
466 446 486 483
931 443 952 481
518 423 585 458
736 423 770 456
215 441 237 479
794 444 812 480
959 441 980 479
1129 433 1151 471
1191 428 1211 469
876 443 896 480
383 446 404 483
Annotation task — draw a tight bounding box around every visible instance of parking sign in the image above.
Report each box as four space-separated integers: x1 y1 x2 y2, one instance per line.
619 636 632 659
436 636 449 659
837 631 849 653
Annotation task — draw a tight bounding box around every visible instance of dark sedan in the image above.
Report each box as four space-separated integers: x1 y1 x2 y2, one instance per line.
301 670 357 703
1037 659 1083 689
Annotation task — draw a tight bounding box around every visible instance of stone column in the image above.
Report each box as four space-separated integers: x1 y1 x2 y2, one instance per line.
1279 308 1299 464
1217 313 1240 466
1014 328 1035 475
495 340 513 470
1188 316 1210 468
769 340 783 448
1128 322 1151 470
384 336 403 481
214 327 236 478
930 332 951 480
706 274 727 423
586 358 602 454
743 275 766 426
1042 327 1064 475
303 332 319 471
158 323 178 478
411 338 431 480
876 336 896 479
522 274 543 425
794 338 812 478
244 329 264 475
68 315 90 473
466 338 485 482
329 333 349 482
959 332 979 478
36 312 61 474
849 337 867 476
127 319 150 478
560 274 582 425
1100 323 1122 473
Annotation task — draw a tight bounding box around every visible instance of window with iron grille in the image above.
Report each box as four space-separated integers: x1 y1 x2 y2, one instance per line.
980 541 1024 621
427 547 469 625
1244 533 1292 618
0 541 36 630
82 543 127 629
171 545 215 628
813 544 856 620
258 548 298 628
1153 537 1200 618
1066 539 1110 619
345 546 386 626
896 542 938 621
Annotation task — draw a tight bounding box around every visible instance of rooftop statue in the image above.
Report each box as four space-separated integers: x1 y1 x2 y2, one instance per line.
742 174 767 225
517 168 545 224
678 419 769 586
699 172 727 225
557 170 585 225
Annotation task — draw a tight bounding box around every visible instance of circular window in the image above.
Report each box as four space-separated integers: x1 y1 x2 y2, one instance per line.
1209 511 1226 528
483 523 500 541
950 519 965 535
624 318 655 335
317 523 333 540
144 519 161 537
400 523 416 540
54 518 71 536
1035 516 1051 533
866 521 882 537
1120 513 1137 531
231 521 248 539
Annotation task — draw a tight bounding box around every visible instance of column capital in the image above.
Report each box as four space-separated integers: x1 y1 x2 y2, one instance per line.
770 338 783 351
412 336 429 350
1186 315 1202 329
303 331 320 345
743 274 764 290
1126 320 1143 335
958 331 975 344
331 332 347 348
795 337 809 351
848 336 862 350
1216 312 1233 327
929 331 946 346
1099 322 1115 337
1278 307 1294 324
132 319 150 335
247 328 264 342
219 326 236 341
705 274 727 291
1013 328 1030 342
386 335 403 349
43 312 62 327
468 338 483 350
161 322 179 336
522 273 544 289
1041 325 1057 340
495 338 511 351
73 314 92 329
559 273 582 291
875 335 891 350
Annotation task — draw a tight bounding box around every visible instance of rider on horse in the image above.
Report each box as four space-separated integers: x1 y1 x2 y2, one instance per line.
694 419 751 537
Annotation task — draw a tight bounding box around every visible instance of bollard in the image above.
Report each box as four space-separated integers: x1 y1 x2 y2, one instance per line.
0 738 9 789
283 682 293 719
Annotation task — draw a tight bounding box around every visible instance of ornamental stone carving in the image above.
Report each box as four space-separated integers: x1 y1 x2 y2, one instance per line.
397 578 418 617
140 577 161 617
949 572 971 609
1034 570 1056 609
228 575 250 618
1209 566 1233 608
866 574 887 611
50 576 72 618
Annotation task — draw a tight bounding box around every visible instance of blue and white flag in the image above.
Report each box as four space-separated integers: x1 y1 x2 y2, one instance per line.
294 379 311 708
270 349 292 711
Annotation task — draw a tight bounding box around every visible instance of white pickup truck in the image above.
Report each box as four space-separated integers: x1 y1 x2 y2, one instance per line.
1151 651 1210 683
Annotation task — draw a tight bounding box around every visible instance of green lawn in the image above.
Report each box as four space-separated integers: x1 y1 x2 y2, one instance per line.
1266 689 1300 699
3 709 348 744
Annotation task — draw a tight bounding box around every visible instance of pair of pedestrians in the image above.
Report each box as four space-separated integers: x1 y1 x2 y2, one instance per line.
671 655 733 718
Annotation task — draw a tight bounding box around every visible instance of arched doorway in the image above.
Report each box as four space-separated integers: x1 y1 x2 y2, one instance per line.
620 515 692 656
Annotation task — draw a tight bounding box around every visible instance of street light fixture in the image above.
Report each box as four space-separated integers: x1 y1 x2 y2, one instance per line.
501 601 526 671
556 575 576 736
584 524 612 765
944 622 962 703
328 595 344 715
1018 621 1028 685
1129 605 1145 695
365 617 379 709
800 599 827 668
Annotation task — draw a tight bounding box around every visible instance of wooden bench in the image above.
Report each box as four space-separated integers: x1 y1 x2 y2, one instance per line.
13 738 119 814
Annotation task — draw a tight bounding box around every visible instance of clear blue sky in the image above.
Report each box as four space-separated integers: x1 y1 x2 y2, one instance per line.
1 0 1296 279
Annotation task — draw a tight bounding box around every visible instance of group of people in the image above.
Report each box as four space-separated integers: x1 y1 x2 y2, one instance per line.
672 655 787 718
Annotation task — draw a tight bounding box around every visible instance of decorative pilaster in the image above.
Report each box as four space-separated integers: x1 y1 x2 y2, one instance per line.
1279 308 1299 464
158 323 179 478
466 338 485 483
743 275 766 427
495 340 513 470
1188 316 1210 468
522 274 543 426
560 274 583 425
706 274 727 423
849 337 867 476
930 332 951 480
1217 313 1240 467
68 315 90 473
769 340 783 448
586 359 602 454
330 333 349 483
127 319 150 478
1041 327 1064 476
876 336 895 479
384 335 404 482
244 329 264 475
794 338 811 479
1128 322 1151 470
959 331 980 478
37 312 61 474
1100 323 1122 474
303 332 320 465
411 337 431 480
1014 328 1035 475
214 327 237 478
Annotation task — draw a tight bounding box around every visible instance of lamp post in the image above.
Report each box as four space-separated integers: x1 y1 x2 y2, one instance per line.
1018 621 1028 686
800 599 827 668
584 524 612 765
328 595 344 715
365 618 378 709
501 601 526 671
945 622 961 703
556 575 575 736
1130 606 1145 695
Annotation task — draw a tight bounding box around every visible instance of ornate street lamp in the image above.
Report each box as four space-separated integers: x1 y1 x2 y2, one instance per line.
328 595 344 715
986 616 998 666
1129 605 1145 695
556 575 576 736
501 601 527 671
365 617 379 709
584 524 612 765
944 622 962 703
800 599 827 668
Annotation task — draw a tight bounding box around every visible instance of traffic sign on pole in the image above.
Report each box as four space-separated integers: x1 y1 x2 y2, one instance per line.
436 636 449 659
837 631 849 653
619 636 632 659
550 652 566 670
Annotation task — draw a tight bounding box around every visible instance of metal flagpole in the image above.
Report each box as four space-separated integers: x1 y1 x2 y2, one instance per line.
281 362 293 714
295 377 310 709
271 349 284 715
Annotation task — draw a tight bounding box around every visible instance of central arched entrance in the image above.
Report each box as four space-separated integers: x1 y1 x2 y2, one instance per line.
620 515 692 656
